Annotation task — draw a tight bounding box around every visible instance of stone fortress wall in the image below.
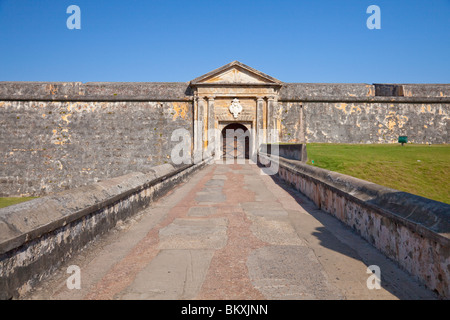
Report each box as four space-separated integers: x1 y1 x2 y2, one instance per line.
280 83 449 144
0 82 194 196
0 62 449 196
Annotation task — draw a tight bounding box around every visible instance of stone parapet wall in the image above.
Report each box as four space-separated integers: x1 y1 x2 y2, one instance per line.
0 159 211 300
280 83 376 100
0 82 193 101
279 83 450 100
402 84 450 98
259 153 450 298
2 82 448 102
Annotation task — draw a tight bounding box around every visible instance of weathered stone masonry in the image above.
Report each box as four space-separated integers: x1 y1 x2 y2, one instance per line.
280 83 450 144
0 83 194 196
0 159 211 300
259 153 450 298
1 61 449 196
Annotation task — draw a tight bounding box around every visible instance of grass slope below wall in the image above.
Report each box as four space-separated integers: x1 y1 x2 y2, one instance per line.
306 143 449 204
0 197 37 209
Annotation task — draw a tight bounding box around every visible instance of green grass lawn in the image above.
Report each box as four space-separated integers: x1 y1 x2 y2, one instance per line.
306 143 450 204
0 197 37 209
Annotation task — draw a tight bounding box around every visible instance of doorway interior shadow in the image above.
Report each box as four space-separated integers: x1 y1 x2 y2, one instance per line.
221 123 250 159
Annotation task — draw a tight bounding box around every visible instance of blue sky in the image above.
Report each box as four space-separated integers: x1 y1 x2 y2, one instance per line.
0 0 449 83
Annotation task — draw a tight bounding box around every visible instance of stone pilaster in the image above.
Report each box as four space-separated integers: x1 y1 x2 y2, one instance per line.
267 96 277 143
257 97 265 147
194 96 206 162
207 96 217 157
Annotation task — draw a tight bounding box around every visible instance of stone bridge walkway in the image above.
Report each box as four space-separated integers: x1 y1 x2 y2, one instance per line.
24 162 436 300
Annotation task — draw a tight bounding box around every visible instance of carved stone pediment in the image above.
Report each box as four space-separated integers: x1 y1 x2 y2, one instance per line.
190 61 282 86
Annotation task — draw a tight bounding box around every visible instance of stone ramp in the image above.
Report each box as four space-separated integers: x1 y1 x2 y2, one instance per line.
23 162 437 300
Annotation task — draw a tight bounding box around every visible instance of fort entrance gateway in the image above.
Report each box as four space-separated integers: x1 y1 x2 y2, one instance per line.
190 61 284 160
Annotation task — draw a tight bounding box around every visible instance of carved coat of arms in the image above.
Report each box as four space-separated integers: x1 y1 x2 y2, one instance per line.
229 98 243 119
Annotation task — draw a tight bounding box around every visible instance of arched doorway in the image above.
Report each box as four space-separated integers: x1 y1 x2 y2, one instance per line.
221 123 250 159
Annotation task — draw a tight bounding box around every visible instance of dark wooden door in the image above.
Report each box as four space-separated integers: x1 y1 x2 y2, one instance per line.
222 123 249 159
